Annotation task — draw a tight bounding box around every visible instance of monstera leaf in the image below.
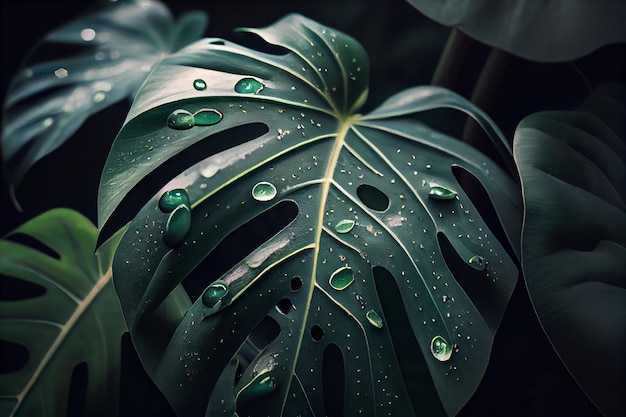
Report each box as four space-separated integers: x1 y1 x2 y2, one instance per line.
514 84 626 417
0 208 126 417
98 14 521 417
1 0 207 206
406 0 626 62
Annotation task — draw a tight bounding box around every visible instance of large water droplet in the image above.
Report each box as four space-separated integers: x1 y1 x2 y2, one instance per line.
430 335 452 361
468 255 486 271
194 108 223 126
193 79 207 90
428 185 457 200
234 77 264 94
252 182 277 202
159 189 190 213
334 219 355 234
202 280 229 308
365 309 383 328
167 109 194 130
329 267 354 290
240 376 276 400
163 204 191 247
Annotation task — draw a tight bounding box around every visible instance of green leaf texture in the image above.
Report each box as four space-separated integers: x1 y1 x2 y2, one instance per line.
98 14 521 417
0 209 126 417
514 84 626 417
1 0 207 203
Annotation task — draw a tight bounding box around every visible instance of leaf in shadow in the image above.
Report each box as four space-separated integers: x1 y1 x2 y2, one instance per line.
1 0 207 207
514 83 626 417
98 14 521 417
0 208 126 417
406 0 626 62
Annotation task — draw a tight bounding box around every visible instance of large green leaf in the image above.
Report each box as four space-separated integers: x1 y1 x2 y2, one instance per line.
405 0 626 62
98 14 521 417
0 208 126 417
1 0 207 205
514 84 626 417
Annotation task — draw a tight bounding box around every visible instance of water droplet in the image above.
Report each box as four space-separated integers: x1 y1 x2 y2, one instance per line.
240 376 276 400
167 109 194 130
80 28 96 41
430 335 452 361
193 78 207 90
194 108 222 126
252 182 277 202
159 189 190 212
428 185 457 200
202 280 229 308
163 204 191 247
54 67 68 78
334 219 355 234
329 267 354 290
468 255 486 271
234 77 264 94
366 309 383 328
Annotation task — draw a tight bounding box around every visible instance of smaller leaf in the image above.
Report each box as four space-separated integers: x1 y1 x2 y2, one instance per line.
0 209 126 417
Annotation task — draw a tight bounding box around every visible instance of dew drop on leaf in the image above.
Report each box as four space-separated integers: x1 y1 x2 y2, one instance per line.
252 182 277 202
430 335 453 362
194 108 223 126
329 267 354 290
159 189 190 213
428 185 457 200
468 255 486 271
202 280 229 308
163 204 191 247
193 78 207 90
167 109 194 130
334 219 355 234
365 309 383 328
234 77 264 94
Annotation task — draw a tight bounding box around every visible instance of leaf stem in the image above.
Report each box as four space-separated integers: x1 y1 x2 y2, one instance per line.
431 28 474 89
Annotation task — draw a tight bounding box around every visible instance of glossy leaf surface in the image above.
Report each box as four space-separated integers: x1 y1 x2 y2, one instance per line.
1 0 207 203
99 14 521 417
514 84 626 417
406 0 626 62
0 208 126 417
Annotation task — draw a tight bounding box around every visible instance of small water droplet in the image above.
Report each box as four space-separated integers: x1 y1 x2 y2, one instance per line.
202 280 229 308
159 189 190 212
430 335 453 361
234 77 264 94
193 78 207 90
80 28 96 41
194 108 223 126
468 255 486 271
329 267 354 290
366 309 383 328
334 219 355 234
163 204 191 247
54 67 68 79
252 182 277 202
167 109 194 130
428 185 457 200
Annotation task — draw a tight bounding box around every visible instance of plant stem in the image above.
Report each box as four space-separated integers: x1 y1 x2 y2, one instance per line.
431 28 474 89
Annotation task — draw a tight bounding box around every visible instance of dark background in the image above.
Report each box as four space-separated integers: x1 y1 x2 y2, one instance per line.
1 0 624 416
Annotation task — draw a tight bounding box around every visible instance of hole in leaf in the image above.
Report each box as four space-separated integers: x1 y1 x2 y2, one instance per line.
356 184 389 211
372 266 446 416
99 122 269 247
437 232 503 331
66 362 87 417
452 166 517 260
5 232 60 259
0 274 47 301
247 316 281 351
322 343 344 417
275 298 292 315
290 276 303 291
119 332 176 417
182 200 298 301
0 339 29 374
310 324 324 342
